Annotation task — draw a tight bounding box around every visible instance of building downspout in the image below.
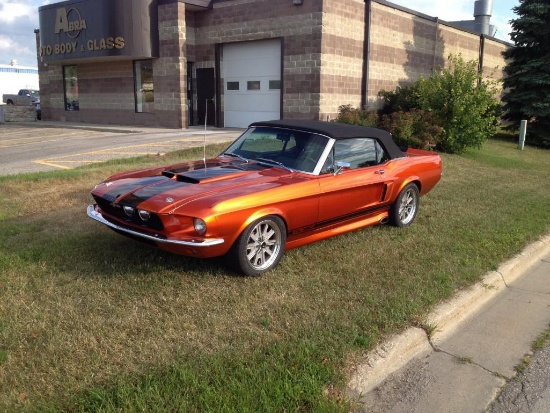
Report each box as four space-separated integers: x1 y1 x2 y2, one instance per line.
215 43 222 127
478 34 485 87
361 0 372 108
433 17 439 70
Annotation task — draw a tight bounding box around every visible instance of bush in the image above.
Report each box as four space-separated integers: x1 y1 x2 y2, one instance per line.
379 109 443 150
334 104 378 127
378 84 421 115
416 54 501 154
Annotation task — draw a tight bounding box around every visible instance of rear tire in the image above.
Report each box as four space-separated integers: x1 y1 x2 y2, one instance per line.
228 216 286 276
390 183 420 227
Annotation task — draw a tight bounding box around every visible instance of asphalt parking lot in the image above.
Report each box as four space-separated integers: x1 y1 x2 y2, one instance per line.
0 122 242 176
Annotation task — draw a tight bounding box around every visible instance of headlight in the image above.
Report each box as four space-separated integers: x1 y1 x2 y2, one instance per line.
193 218 207 235
138 210 151 221
123 206 134 217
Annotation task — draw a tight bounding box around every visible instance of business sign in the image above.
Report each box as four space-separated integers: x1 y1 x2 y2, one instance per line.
39 0 158 63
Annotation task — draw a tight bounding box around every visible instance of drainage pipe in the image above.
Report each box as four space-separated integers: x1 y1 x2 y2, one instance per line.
361 0 372 108
478 34 485 86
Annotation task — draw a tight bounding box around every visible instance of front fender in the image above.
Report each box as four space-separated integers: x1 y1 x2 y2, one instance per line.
217 207 288 250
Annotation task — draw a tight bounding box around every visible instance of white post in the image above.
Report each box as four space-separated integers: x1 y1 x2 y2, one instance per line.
518 120 527 150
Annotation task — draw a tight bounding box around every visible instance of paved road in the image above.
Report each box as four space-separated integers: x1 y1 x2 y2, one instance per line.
0 122 242 175
351 238 550 413
489 338 550 413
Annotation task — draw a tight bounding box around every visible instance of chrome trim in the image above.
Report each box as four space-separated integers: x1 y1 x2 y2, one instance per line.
87 205 225 247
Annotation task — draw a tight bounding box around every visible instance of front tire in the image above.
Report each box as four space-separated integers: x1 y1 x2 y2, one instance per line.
229 216 286 276
390 183 420 227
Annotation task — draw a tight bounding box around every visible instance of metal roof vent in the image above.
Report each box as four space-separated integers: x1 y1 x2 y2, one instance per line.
474 0 493 35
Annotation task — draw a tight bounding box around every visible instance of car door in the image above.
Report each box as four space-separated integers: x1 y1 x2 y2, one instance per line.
317 137 392 224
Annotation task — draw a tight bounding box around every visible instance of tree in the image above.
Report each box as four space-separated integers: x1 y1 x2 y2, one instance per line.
502 0 550 147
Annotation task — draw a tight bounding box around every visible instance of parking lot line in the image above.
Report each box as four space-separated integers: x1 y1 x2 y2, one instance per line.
31 140 186 170
33 160 74 170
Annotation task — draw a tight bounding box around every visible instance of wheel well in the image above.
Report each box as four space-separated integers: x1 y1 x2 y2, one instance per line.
229 213 289 249
409 179 421 193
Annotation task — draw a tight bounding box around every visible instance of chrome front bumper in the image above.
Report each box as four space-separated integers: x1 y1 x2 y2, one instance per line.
87 205 225 247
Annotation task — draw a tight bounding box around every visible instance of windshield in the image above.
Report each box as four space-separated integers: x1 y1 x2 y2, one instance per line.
222 127 329 173
30 90 39 97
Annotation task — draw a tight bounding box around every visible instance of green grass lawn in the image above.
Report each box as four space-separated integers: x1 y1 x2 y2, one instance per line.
0 140 549 412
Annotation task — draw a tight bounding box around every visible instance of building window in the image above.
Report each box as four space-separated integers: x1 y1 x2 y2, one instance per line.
227 81 239 91
134 60 154 113
247 81 261 91
269 80 281 90
63 65 79 111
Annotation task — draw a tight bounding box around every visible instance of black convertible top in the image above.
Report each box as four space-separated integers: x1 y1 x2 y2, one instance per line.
249 119 405 159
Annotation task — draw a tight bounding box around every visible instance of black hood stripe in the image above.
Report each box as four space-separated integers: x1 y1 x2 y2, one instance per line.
101 176 168 202
123 179 192 208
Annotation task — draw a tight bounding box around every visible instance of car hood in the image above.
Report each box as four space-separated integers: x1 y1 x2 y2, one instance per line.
91 158 299 214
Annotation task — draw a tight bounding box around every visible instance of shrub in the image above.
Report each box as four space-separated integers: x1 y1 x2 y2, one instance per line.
416 54 501 154
335 104 378 127
378 84 421 115
379 109 443 150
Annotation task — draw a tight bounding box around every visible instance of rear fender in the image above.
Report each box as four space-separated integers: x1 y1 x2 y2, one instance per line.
395 177 421 197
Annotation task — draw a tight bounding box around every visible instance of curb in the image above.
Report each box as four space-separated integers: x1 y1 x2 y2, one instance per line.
347 233 550 396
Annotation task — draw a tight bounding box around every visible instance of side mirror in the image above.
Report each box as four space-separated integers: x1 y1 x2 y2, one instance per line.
334 161 351 175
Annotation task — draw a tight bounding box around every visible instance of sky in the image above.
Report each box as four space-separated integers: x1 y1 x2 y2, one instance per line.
0 0 519 69
389 0 519 41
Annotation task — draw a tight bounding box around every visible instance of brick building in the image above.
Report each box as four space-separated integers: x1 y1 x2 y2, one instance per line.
36 0 509 129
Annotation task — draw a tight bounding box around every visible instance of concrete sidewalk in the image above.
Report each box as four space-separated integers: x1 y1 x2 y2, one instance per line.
347 234 550 412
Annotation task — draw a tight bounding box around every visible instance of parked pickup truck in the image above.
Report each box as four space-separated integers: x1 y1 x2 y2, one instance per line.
2 89 40 107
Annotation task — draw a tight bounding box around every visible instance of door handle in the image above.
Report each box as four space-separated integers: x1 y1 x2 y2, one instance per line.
374 170 385 175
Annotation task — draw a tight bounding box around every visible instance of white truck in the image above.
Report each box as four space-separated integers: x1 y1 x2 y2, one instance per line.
2 89 40 107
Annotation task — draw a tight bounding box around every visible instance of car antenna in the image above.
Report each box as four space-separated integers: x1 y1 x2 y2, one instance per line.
203 99 207 171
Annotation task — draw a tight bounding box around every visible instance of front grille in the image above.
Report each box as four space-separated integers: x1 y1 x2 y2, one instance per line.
93 196 165 231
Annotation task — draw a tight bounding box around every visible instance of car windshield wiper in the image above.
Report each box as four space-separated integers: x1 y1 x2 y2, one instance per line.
256 157 293 172
222 152 249 162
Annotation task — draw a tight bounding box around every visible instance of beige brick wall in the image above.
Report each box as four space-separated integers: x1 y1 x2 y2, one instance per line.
1 105 38 122
187 0 325 121
36 0 509 128
367 1 508 110
38 2 188 128
319 0 365 120
156 1 187 128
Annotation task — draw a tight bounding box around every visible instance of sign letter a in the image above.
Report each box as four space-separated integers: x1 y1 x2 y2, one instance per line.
54 7 69 34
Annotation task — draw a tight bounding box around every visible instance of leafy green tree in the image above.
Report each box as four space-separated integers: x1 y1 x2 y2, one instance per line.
416 55 501 154
502 0 550 147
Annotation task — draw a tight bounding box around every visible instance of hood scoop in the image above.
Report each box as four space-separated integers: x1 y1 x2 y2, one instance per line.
162 165 255 184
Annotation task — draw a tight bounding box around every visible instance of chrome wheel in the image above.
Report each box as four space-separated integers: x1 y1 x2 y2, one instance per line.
245 219 283 271
390 183 419 227
398 187 418 225
229 216 286 276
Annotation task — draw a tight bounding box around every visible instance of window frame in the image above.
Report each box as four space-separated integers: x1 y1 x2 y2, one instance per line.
62 65 79 111
134 60 155 114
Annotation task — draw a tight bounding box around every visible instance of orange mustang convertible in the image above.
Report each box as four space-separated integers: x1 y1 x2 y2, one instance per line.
88 120 442 276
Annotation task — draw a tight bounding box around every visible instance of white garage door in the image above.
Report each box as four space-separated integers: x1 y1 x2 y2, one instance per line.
223 39 281 128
